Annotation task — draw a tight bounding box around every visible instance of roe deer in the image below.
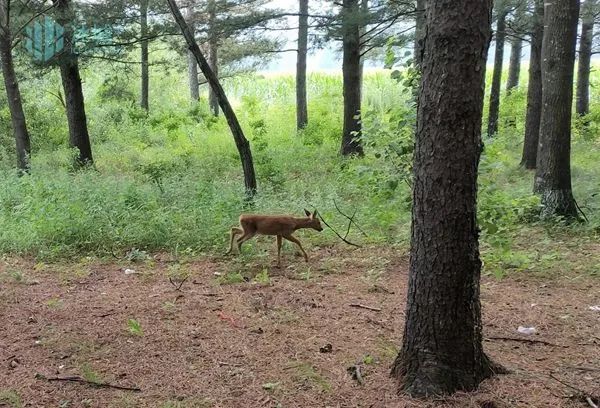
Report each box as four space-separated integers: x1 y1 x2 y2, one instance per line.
226 209 323 267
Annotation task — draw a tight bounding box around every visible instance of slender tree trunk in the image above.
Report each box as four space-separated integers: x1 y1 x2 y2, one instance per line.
576 0 595 117
521 0 543 169
358 0 368 92
0 26 31 172
296 0 308 130
188 52 199 101
534 0 580 219
391 0 501 397
208 0 219 116
185 7 199 101
55 0 93 167
487 6 507 137
167 0 256 196
140 0 149 111
506 36 522 92
413 0 426 67
341 0 363 156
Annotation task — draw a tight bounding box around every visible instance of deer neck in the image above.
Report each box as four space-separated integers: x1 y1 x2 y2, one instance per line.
293 217 312 230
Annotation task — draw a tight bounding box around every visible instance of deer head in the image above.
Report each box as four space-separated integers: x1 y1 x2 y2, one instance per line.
304 209 323 231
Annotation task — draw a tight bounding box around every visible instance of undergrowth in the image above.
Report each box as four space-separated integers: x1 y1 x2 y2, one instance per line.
0 65 598 278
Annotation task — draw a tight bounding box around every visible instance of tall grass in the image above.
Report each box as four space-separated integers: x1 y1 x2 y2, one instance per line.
0 62 598 260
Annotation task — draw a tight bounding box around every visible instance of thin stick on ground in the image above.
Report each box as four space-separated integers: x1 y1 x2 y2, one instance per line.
548 373 599 407
169 276 188 291
486 336 567 347
36 374 141 392
349 303 381 312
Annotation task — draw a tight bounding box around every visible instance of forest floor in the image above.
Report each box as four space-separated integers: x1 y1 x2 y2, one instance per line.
1 244 599 408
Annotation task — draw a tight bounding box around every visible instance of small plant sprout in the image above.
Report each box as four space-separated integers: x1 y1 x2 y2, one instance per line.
127 318 144 336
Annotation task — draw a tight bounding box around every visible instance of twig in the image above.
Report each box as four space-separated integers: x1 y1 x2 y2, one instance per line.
333 199 368 237
218 361 242 367
318 214 362 248
548 373 599 407
564 365 600 373
37 374 141 392
350 303 381 312
486 336 566 347
169 276 188 291
347 365 364 385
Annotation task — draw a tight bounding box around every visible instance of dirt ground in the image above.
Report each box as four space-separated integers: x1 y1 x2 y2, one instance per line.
1 245 599 408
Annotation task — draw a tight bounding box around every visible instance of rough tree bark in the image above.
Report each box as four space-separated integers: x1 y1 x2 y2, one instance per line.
576 0 595 117
55 0 94 167
506 36 522 92
185 5 199 101
487 4 507 137
413 0 425 67
358 0 368 92
208 0 219 116
140 0 149 111
340 0 364 156
521 0 543 169
533 0 580 219
0 8 31 172
166 0 257 196
296 0 308 130
391 0 502 397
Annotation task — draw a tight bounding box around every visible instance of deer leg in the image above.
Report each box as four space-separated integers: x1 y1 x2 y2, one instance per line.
283 234 308 262
226 227 243 254
276 235 283 268
236 231 256 253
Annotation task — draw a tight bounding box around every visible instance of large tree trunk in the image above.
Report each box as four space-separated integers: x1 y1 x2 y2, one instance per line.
534 0 580 219
506 36 522 92
521 0 543 169
167 0 257 196
576 0 595 117
140 0 149 111
296 0 308 130
413 0 426 67
487 6 507 137
0 28 31 172
55 0 93 167
391 0 500 397
340 0 363 156
208 0 219 116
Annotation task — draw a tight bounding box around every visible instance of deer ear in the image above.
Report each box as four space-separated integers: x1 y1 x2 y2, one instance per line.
313 210 319 218
304 209 311 217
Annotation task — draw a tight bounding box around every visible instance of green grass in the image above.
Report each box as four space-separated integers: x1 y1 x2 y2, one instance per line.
0 61 598 277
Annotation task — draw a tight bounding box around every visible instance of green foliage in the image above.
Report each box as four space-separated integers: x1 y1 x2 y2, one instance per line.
217 271 246 285
0 390 22 408
253 269 271 285
80 363 102 384
0 64 597 280
126 318 144 336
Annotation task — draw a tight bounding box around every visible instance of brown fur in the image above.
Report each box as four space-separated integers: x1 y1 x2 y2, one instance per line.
226 210 323 267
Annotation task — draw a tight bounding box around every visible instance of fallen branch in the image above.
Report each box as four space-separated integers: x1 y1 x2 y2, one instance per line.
486 336 566 347
548 373 599 408
218 361 242 367
318 214 362 247
169 276 188 291
333 199 368 237
350 303 382 312
347 364 364 385
36 374 141 392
